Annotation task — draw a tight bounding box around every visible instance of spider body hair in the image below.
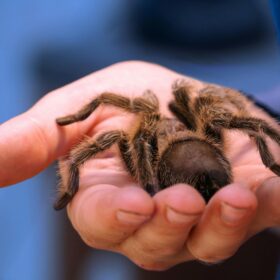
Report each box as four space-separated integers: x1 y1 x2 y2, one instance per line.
54 82 280 210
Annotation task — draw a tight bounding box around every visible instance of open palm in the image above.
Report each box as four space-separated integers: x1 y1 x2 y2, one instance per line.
1 61 279 270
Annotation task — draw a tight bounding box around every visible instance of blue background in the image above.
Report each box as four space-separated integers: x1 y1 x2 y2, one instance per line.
0 0 280 279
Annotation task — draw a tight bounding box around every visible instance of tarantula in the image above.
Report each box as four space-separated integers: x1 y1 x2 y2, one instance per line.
54 81 280 210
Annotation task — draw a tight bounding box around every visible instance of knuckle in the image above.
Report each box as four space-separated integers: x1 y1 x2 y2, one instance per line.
187 243 233 264
191 250 229 264
154 246 180 257
139 242 181 258
121 242 181 271
79 232 117 251
131 259 172 271
113 60 149 70
270 212 280 226
79 234 101 249
270 205 280 226
195 255 228 265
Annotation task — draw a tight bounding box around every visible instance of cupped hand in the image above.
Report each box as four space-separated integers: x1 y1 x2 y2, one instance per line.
1 61 279 270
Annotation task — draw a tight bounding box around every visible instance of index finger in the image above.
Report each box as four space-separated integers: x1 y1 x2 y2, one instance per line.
0 68 105 186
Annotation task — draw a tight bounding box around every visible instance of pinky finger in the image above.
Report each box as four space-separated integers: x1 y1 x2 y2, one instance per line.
249 176 280 235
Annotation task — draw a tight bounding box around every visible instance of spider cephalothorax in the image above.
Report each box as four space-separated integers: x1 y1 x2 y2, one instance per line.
54 81 280 210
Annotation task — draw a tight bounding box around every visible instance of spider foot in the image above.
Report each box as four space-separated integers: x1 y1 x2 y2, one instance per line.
270 164 280 176
56 116 77 126
54 193 72 210
145 183 157 196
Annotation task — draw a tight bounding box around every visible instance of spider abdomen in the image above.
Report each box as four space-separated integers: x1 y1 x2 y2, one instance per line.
157 139 232 201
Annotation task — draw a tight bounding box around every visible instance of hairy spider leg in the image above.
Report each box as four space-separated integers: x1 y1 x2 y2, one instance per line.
56 91 159 125
212 116 280 176
168 82 197 131
205 110 280 177
128 90 161 194
56 93 131 125
251 133 280 175
132 113 160 195
54 130 135 210
54 91 160 209
54 164 80 211
132 90 159 113
193 86 254 145
193 87 280 177
193 95 225 146
198 85 249 113
130 89 162 190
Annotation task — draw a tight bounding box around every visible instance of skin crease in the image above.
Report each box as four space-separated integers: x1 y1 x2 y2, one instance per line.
0 61 280 270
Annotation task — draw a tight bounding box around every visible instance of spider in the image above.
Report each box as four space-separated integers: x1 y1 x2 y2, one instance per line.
54 81 280 210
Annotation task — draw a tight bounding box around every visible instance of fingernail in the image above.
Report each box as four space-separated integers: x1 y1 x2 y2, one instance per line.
116 210 150 225
166 206 200 224
221 202 248 225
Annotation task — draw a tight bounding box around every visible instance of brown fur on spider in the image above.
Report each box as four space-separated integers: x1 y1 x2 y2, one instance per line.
54 81 280 210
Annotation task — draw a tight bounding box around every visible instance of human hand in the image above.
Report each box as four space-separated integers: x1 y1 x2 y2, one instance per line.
1 61 279 270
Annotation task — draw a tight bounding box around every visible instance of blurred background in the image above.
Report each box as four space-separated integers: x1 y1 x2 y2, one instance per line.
0 0 280 279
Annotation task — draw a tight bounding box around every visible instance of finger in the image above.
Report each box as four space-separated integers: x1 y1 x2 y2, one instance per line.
187 184 257 263
67 185 154 250
121 184 205 270
249 176 280 234
0 82 100 186
0 109 97 186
